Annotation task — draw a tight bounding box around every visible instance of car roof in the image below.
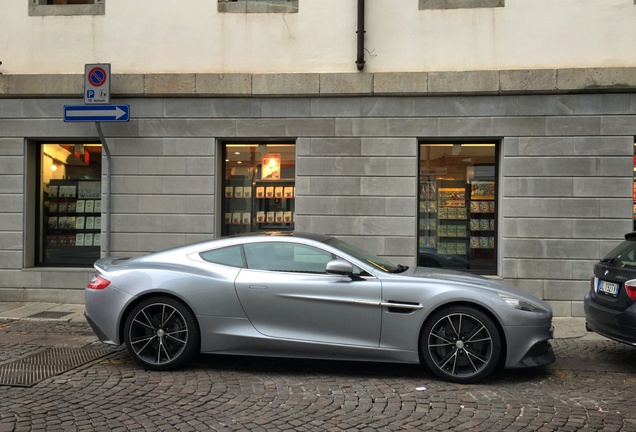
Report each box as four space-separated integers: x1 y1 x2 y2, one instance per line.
129 231 337 264
228 231 334 243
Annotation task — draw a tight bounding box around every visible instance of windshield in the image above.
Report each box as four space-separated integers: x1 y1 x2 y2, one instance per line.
325 238 406 273
601 239 636 269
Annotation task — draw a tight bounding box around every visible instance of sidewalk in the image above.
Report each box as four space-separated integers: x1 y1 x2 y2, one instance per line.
0 302 86 323
0 301 604 340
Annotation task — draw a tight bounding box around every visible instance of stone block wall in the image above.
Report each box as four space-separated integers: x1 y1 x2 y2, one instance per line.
1 70 636 315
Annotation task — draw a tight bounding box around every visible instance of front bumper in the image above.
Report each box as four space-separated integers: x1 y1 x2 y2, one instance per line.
504 323 555 369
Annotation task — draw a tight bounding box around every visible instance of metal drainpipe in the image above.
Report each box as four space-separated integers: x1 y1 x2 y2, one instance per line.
356 0 366 71
95 122 111 257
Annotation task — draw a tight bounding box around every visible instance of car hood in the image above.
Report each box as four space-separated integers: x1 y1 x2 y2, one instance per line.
403 266 548 305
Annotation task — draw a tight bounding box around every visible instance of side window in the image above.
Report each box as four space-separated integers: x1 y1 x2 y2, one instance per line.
29 0 105 16
200 245 244 268
244 242 333 273
218 0 298 13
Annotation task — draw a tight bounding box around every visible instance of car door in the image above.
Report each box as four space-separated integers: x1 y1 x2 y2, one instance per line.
234 241 382 346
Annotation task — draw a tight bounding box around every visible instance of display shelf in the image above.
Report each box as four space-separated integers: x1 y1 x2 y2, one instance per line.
253 179 295 231
44 179 101 265
222 178 295 235
437 186 469 256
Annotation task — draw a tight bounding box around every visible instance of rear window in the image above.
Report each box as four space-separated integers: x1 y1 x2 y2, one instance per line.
601 240 636 269
200 245 244 268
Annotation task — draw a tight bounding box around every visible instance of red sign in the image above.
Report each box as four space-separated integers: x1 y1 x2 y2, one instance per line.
87 67 107 87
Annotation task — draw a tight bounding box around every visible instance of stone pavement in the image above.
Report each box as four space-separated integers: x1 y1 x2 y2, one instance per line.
1 302 635 432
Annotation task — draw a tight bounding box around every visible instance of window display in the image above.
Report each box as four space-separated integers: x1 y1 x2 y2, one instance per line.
38 143 102 266
419 143 497 274
222 143 295 236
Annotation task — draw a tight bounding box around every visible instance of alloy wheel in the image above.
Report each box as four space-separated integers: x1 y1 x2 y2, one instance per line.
127 302 189 366
424 309 500 382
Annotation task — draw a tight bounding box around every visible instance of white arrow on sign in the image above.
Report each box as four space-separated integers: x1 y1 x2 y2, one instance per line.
63 105 130 122
67 106 126 119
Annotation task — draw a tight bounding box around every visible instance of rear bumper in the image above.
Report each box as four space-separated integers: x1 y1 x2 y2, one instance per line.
84 285 133 346
85 312 118 346
584 292 636 346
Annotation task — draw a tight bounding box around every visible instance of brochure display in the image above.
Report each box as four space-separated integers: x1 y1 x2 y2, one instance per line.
43 179 101 265
223 178 295 236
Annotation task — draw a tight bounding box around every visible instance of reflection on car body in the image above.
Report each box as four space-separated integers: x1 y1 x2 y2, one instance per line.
86 231 554 383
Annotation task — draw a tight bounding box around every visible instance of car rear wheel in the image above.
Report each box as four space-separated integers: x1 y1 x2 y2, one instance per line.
124 297 199 371
421 306 501 383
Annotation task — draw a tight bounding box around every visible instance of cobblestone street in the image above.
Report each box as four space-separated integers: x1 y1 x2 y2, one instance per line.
0 318 635 431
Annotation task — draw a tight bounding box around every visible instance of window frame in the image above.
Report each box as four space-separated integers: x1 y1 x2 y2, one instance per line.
220 141 296 237
29 0 105 17
419 0 503 10
418 141 499 275
33 141 103 268
218 0 298 14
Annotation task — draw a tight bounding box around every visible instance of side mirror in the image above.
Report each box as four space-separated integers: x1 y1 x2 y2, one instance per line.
325 259 354 276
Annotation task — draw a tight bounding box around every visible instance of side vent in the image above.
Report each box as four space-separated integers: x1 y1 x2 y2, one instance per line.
386 300 421 314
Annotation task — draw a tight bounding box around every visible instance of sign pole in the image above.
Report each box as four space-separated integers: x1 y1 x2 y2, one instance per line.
95 122 111 257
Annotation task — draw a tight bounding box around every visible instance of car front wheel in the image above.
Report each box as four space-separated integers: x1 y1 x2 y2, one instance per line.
421 306 501 383
124 297 199 371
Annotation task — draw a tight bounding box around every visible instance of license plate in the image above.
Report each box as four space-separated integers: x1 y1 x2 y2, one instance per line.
598 280 619 296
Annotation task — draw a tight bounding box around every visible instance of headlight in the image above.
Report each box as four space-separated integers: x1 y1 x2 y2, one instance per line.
498 294 546 313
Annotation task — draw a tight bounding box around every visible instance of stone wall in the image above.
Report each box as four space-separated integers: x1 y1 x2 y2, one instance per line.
0 70 635 315
4 68 636 98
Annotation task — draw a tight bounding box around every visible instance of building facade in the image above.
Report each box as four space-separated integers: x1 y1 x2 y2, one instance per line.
2 0 636 315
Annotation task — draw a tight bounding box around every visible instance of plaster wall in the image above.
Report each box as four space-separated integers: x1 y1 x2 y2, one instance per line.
2 0 636 75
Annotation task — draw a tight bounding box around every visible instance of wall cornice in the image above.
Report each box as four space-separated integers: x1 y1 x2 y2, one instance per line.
2 68 636 98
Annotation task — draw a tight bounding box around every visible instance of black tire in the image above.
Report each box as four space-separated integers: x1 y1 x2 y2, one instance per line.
124 296 199 371
421 305 501 383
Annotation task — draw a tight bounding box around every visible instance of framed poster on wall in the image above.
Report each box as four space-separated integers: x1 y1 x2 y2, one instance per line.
261 154 281 180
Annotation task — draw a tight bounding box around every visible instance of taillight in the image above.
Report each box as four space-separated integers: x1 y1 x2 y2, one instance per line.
625 279 636 301
87 275 110 290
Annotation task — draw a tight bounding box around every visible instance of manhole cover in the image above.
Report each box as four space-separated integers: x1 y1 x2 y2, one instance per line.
0 347 111 387
27 311 73 319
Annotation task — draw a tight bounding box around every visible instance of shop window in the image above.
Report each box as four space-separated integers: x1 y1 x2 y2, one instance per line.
419 143 498 275
37 143 102 266
222 143 295 236
218 0 298 13
29 0 105 16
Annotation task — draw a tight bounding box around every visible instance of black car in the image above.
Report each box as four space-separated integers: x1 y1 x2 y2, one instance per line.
584 232 636 345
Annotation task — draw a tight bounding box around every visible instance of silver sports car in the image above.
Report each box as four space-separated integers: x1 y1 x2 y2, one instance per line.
85 231 554 383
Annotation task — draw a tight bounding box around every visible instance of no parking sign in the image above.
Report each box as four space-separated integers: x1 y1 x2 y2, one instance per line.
84 63 110 105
